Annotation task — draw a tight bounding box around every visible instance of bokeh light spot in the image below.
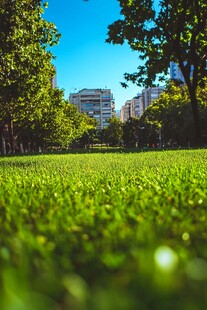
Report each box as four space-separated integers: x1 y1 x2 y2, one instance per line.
186 258 207 281
154 246 179 273
182 232 190 241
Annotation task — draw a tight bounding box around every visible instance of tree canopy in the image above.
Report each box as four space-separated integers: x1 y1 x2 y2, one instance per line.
104 117 123 146
0 0 95 153
0 0 60 151
139 81 207 146
0 0 60 108
107 0 207 144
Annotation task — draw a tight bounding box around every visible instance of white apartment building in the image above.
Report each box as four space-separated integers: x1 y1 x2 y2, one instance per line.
120 95 143 122
131 94 143 118
142 86 164 110
120 100 131 122
69 88 115 130
51 66 57 88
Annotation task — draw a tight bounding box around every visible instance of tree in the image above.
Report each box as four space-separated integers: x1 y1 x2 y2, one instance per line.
74 128 99 149
104 117 123 146
139 81 207 146
31 90 97 150
0 0 60 152
106 0 207 145
122 117 139 147
140 85 189 146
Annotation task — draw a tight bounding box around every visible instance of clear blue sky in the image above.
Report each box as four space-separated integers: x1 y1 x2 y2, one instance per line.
44 0 143 110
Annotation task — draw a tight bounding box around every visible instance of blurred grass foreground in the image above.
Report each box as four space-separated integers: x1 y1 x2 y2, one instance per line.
0 149 207 309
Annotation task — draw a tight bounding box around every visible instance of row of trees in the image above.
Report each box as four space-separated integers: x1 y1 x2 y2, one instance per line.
1 0 207 153
81 82 207 149
0 0 95 154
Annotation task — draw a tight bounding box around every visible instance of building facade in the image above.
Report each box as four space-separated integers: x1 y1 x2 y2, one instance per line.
170 61 185 82
142 86 164 110
69 88 115 130
114 109 121 119
120 94 144 122
51 66 57 88
131 94 143 118
120 100 131 122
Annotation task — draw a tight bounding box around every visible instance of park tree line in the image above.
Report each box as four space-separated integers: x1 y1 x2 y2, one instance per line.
1 0 207 153
84 81 207 149
0 0 95 154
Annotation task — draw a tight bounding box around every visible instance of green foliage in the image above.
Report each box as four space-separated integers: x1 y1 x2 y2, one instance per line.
122 116 159 148
0 0 60 111
0 1 94 152
107 0 207 144
104 117 123 146
107 0 207 88
122 117 139 147
37 91 96 149
0 150 206 309
0 0 60 152
140 82 207 146
73 128 99 148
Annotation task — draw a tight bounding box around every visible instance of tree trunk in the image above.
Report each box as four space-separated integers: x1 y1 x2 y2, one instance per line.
20 142 24 153
188 87 202 146
178 59 202 146
1 129 6 155
9 116 15 153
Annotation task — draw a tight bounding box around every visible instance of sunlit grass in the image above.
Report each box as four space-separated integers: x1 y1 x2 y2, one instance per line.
0 149 206 309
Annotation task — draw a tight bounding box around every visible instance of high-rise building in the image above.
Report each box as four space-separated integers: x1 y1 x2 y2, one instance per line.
120 94 144 122
114 109 121 119
120 100 131 122
69 88 115 130
131 94 143 118
170 61 193 83
170 62 184 82
142 86 164 110
51 66 57 88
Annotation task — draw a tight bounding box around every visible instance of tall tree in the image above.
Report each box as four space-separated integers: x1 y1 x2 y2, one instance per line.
0 0 60 152
104 117 123 146
139 81 207 146
106 0 207 145
122 117 139 147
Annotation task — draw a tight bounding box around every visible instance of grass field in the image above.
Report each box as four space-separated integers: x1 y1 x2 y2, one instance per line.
0 149 207 309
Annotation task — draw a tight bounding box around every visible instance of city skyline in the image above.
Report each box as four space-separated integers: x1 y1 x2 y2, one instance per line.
44 0 144 109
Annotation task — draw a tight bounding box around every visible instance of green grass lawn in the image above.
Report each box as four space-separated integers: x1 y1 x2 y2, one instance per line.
0 149 207 309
